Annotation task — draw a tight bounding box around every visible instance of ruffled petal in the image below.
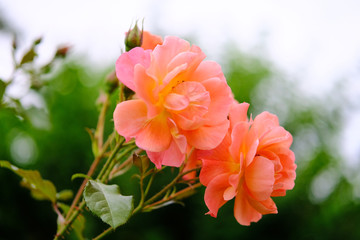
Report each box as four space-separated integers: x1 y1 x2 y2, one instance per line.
204 173 232 218
253 111 279 132
188 60 226 83
245 156 275 201
245 138 259 167
147 119 188 168
200 159 239 187
133 64 159 117
150 36 191 80
184 120 229 150
113 100 147 138
147 138 186 169
198 132 238 185
260 126 293 149
267 147 296 194
135 114 172 152
234 187 262 226
141 31 163 50
201 78 233 125
247 196 278 215
164 93 189 111
229 122 250 162
224 174 240 201
229 102 250 128
115 47 151 91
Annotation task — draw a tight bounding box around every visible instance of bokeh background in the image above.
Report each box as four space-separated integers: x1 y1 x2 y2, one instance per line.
1 1 360 239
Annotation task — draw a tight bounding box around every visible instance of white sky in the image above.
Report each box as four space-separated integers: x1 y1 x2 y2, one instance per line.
1 0 360 166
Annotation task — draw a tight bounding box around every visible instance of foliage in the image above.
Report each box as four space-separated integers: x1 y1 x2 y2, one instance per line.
83 180 133 229
0 36 358 240
0 160 57 203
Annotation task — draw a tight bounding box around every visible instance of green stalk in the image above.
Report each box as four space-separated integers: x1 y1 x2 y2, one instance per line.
96 138 125 181
144 167 200 206
100 144 137 182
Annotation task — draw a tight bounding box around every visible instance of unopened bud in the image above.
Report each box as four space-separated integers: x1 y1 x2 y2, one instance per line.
125 21 143 51
55 45 71 58
133 153 150 174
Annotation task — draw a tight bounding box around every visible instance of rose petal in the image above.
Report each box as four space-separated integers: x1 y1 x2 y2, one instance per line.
260 126 293 149
188 60 226 83
147 138 186 169
164 93 189 111
247 196 278 215
234 187 262 226
184 120 229 150
141 31 163 50
201 78 233 125
204 173 232 218
133 64 158 117
245 156 275 201
135 113 172 152
229 122 250 162
113 100 147 138
229 102 250 128
116 47 151 91
150 36 191 80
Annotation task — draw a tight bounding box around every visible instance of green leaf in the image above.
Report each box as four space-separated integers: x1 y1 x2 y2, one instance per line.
20 47 37 65
57 203 85 240
0 160 57 203
83 180 133 229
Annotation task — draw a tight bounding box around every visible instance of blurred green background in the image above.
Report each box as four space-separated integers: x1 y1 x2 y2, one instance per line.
1 26 360 240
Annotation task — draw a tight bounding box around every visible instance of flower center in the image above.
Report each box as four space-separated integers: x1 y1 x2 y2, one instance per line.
164 81 210 130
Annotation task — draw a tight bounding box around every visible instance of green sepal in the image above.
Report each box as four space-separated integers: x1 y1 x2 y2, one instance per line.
71 173 92 181
20 47 37 65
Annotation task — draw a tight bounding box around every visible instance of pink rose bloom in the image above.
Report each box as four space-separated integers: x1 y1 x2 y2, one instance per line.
199 102 296 225
114 36 233 168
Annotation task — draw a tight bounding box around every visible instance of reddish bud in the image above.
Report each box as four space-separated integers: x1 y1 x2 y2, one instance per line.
55 45 71 58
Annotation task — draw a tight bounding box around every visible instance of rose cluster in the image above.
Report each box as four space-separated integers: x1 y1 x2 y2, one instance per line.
113 31 296 225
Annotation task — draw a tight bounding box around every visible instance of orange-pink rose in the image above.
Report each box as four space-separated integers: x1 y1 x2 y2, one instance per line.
114 36 233 168
198 102 296 225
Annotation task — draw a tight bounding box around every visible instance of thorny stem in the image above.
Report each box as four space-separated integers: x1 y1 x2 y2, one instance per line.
144 173 155 199
108 147 138 180
53 203 65 224
56 134 121 239
65 132 115 221
54 201 86 240
143 182 202 211
142 167 201 208
93 170 203 239
133 171 146 214
101 144 137 182
97 138 125 181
